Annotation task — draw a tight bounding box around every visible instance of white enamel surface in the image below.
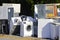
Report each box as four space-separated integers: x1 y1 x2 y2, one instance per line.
38 19 57 39
3 3 21 13
11 17 22 25
20 21 33 37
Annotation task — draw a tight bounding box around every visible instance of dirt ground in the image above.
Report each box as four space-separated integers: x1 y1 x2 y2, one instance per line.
0 34 52 40
0 34 41 40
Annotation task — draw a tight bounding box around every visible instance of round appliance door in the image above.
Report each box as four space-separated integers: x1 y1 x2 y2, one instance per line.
26 25 32 31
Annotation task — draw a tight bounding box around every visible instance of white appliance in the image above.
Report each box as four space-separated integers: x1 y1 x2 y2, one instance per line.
27 17 33 22
38 19 57 39
3 3 21 17
57 8 60 16
20 21 33 37
10 17 22 35
59 25 60 40
3 3 20 13
0 6 13 20
10 17 22 25
20 15 33 22
50 23 57 39
34 4 46 19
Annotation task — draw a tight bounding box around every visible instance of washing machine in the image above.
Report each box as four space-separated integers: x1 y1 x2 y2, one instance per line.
20 20 33 37
10 17 22 35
